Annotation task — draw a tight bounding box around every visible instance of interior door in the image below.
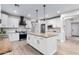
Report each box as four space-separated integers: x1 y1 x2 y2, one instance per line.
71 23 79 36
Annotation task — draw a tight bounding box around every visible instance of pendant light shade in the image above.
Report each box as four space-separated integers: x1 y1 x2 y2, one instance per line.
43 4 46 7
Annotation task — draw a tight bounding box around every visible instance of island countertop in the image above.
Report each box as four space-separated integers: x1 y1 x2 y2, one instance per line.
27 32 59 38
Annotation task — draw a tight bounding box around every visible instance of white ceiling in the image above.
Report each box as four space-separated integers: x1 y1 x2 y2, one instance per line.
1 4 79 19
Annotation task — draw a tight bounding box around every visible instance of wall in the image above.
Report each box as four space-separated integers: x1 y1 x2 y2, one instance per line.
65 16 79 39
64 18 72 39
61 10 79 18
61 9 79 41
26 19 31 28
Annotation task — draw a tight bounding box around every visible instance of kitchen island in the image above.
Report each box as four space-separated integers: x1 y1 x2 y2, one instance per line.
27 32 59 55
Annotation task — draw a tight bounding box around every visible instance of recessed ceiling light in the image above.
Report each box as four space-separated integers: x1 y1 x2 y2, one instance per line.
27 14 31 17
57 11 60 14
14 10 17 14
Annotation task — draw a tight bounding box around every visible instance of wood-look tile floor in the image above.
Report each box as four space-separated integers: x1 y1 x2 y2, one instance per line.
4 38 79 55
57 38 79 55
4 40 41 55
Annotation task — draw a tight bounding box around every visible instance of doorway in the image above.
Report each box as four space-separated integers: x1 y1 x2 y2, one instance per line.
71 22 79 37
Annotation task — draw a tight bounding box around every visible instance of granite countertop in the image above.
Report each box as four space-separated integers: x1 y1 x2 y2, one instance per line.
27 32 59 38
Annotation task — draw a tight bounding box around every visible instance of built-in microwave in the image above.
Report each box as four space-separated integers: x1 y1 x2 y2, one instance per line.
48 25 53 29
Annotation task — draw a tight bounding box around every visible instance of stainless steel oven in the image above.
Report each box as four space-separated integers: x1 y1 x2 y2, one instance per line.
19 32 27 41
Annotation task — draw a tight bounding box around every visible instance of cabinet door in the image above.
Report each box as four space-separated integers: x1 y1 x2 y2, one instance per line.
27 34 35 45
29 35 38 49
32 36 39 49
12 18 19 28
8 34 12 41
12 33 19 41
8 33 19 41
37 37 47 54
8 16 19 28
27 34 31 43
46 37 57 54
27 35 39 50
2 14 8 27
13 33 19 41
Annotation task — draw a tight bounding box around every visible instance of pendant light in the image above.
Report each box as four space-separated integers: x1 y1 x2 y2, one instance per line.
35 9 38 23
43 4 46 21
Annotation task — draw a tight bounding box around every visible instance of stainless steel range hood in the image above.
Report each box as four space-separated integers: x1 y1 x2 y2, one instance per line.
19 16 26 26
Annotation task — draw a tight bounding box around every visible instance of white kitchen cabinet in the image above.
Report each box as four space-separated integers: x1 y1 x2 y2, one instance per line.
46 18 61 28
1 13 8 27
27 34 39 49
8 33 19 42
27 34 57 55
1 13 19 28
38 37 47 54
1 14 19 42
8 16 19 28
33 35 40 49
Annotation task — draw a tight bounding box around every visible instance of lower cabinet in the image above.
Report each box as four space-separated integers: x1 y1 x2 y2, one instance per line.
8 33 19 42
27 34 57 55
37 37 47 54
27 34 39 49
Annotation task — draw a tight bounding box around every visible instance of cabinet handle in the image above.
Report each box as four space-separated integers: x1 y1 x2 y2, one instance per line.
37 40 40 44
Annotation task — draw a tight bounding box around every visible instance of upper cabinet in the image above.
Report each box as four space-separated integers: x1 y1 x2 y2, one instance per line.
8 16 19 28
1 13 19 28
1 13 8 27
46 18 61 28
